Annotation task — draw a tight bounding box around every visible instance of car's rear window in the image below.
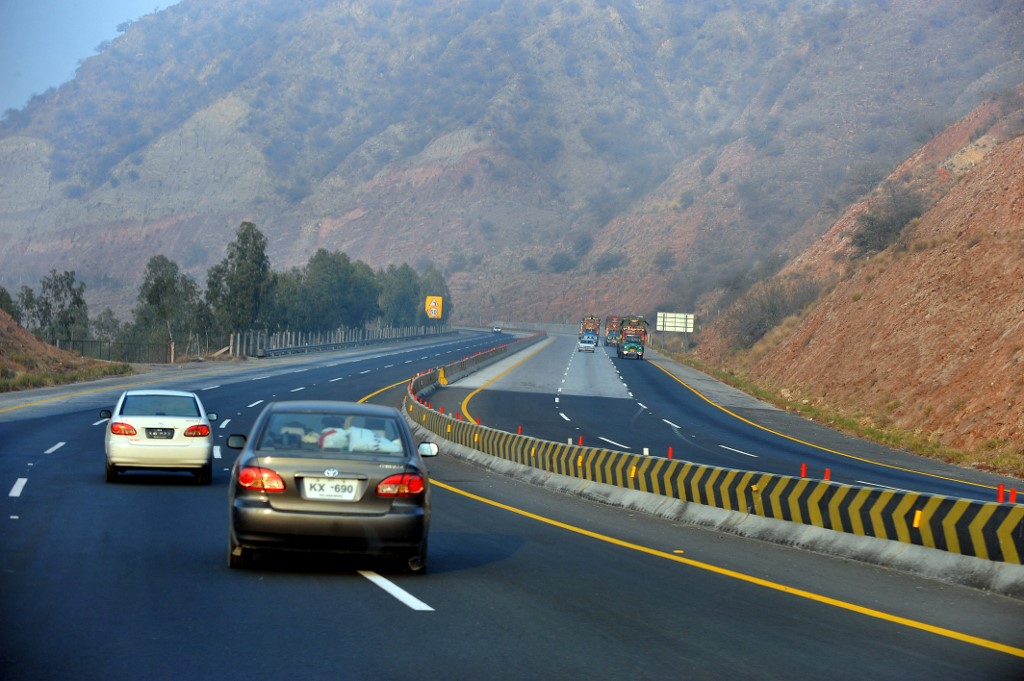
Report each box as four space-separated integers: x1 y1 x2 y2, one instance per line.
257 412 406 459
121 394 200 417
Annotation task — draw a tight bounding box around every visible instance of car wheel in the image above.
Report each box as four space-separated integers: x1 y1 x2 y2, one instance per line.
105 460 119 483
228 531 251 569
195 461 212 486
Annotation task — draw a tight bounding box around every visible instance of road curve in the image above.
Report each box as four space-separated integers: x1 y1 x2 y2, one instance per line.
1 332 1022 680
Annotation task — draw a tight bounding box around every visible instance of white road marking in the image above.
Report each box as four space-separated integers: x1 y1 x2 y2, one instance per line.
252 375 271 381
201 385 221 391
213 446 222 460
360 370 371 374
662 419 680 429
219 419 232 429
358 570 434 610
45 442 65 454
637 402 647 410
247 400 264 408
599 436 630 449
856 480 911 492
9 478 28 497
329 377 344 382
559 413 571 422
719 444 758 458
93 419 107 426
290 387 305 392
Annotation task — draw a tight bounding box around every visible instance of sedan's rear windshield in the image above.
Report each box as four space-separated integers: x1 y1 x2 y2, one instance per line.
121 394 200 417
257 412 407 458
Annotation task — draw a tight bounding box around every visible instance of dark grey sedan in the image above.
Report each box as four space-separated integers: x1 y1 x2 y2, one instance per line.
225 401 438 572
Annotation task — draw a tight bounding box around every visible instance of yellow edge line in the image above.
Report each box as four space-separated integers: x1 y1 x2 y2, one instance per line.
0 365 249 414
3 353 412 414
359 377 415 403
460 338 553 423
648 360 994 491
434 479 1024 659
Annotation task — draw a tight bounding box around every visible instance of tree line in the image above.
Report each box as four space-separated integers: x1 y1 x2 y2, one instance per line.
0 222 452 357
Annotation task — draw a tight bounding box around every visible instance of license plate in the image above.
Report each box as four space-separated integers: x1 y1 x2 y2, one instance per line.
303 477 358 501
146 428 174 439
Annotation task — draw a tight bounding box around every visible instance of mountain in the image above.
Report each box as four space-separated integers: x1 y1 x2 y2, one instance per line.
0 0 1022 325
693 90 1024 468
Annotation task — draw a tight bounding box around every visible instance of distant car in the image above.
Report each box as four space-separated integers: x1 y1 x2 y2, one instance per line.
225 401 439 572
492 326 503 333
101 389 217 484
577 337 597 352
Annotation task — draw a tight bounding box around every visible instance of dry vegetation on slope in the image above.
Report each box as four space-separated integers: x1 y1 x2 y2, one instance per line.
0 309 130 391
692 96 1024 478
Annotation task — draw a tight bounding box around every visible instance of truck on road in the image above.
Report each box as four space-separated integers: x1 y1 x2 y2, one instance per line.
616 315 648 360
604 315 622 346
580 314 601 339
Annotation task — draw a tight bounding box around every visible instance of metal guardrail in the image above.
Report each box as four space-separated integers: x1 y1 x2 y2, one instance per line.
230 325 452 359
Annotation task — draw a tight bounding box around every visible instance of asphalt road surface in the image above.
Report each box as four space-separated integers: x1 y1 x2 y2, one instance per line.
438 334 1021 501
1 331 1022 680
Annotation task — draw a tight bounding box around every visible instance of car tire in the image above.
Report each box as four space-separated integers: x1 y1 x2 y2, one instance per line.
105 460 119 483
195 461 213 486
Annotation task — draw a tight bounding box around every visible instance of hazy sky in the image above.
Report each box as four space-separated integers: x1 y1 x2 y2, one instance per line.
0 1 176 113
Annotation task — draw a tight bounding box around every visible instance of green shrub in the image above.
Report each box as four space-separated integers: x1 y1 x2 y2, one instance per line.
548 252 576 273
851 186 924 257
725 275 822 350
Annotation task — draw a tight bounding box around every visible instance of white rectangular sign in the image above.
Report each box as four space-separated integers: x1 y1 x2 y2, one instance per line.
656 311 694 333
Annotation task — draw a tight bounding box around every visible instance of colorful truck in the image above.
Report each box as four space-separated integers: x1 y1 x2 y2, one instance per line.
616 315 648 360
580 314 601 339
604 316 622 346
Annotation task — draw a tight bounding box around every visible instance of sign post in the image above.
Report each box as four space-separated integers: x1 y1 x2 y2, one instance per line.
655 312 694 333
425 295 443 320
655 312 695 348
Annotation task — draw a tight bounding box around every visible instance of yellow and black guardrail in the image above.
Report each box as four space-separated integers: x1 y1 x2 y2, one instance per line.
405 356 1024 566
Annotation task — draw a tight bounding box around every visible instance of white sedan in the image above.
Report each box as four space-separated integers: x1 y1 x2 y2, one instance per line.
101 389 218 484
577 337 597 352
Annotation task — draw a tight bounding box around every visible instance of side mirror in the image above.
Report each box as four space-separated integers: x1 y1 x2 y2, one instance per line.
100 409 112 419
226 434 247 450
418 442 439 458
207 412 218 421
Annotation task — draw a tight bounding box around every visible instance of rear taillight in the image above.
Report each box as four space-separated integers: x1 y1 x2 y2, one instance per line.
109 422 137 436
237 466 286 493
376 473 426 497
184 424 211 437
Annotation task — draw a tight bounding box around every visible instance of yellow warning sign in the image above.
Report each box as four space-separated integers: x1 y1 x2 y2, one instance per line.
425 295 443 319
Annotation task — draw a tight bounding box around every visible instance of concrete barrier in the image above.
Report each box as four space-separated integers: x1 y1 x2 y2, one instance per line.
403 347 1024 597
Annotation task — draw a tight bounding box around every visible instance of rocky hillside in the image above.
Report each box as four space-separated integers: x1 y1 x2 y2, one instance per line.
693 92 1024 472
1 0 1022 322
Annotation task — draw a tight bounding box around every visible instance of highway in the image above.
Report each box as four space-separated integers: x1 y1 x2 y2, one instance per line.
438 334 1021 502
1 330 1022 680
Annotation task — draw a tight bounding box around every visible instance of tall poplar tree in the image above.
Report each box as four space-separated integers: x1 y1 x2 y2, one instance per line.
205 222 272 335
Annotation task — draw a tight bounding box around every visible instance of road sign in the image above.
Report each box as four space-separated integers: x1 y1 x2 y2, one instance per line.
656 311 694 333
425 295 443 319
